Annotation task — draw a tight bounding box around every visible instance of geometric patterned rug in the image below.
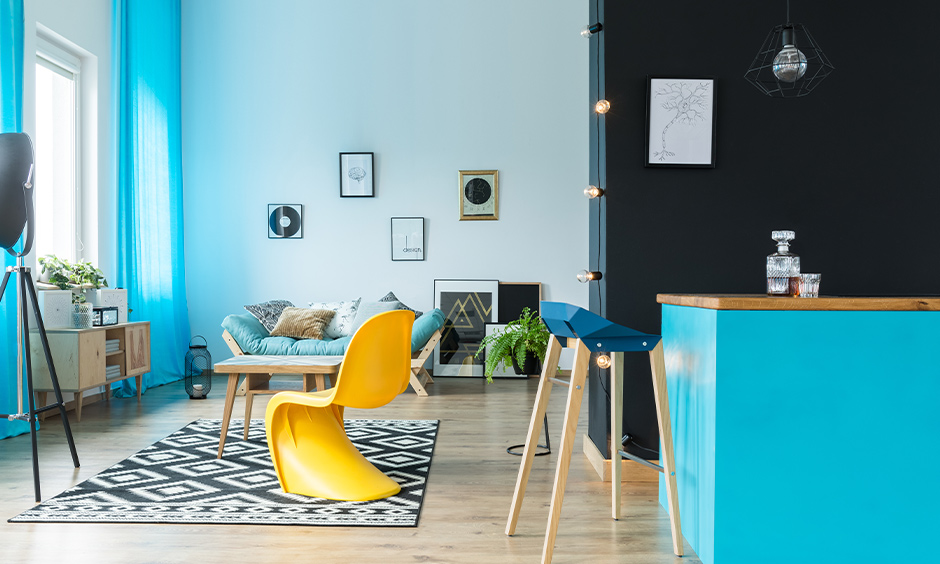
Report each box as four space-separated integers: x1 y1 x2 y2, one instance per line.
9 418 439 527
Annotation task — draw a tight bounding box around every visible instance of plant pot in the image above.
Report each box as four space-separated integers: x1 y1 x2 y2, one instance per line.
511 351 541 376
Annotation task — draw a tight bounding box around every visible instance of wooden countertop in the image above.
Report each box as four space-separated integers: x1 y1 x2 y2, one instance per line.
657 294 940 311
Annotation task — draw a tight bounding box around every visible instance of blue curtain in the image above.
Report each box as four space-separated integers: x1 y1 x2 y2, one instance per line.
112 0 190 396
0 0 26 439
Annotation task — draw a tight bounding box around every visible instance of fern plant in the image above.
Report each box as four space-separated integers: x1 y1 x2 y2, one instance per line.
475 307 550 383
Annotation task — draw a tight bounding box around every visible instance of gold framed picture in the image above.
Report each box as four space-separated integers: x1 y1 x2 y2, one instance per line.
458 170 498 220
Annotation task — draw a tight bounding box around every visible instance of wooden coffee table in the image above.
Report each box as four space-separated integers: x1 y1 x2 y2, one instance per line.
213 355 343 458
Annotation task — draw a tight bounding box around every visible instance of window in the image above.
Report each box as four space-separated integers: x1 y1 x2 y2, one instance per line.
34 37 81 262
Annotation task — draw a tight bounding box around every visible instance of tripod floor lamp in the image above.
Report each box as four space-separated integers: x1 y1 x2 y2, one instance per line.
0 132 80 502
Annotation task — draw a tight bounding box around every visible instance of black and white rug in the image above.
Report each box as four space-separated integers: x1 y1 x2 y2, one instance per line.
10 418 439 527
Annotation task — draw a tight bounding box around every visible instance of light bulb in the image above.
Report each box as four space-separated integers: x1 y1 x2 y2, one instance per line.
595 99 610 114
772 44 807 82
580 23 603 38
584 185 604 199
596 354 611 369
576 270 603 283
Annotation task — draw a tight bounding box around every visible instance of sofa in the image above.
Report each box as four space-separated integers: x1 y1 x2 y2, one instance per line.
220 303 445 397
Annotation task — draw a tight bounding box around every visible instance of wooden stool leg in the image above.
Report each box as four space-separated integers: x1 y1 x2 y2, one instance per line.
244 391 254 440
610 351 624 520
542 339 590 564
649 341 683 556
506 335 563 536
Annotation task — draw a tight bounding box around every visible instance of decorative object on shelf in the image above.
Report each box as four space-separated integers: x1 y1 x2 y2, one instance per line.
433 279 498 377
646 77 716 168
90 288 128 324
37 255 108 290
476 307 549 383
390 217 425 261
38 290 72 329
267 204 303 239
744 0 834 98
767 230 800 296
71 294 92 329
339 152 374 197
458 170 498 220
92 306 119 327
184 335 212 399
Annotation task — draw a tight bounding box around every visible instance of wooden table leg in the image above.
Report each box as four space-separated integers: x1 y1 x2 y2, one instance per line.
649 340 683 556
315 374 326 391
611 351 624 520
37 392 47 422
506 335 563 536
217 373 240 459
243 390 255 440
136 375 142 403
542 339 590 564
75 391 83 422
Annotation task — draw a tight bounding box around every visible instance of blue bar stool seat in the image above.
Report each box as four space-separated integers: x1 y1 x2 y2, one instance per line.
505 302 684 563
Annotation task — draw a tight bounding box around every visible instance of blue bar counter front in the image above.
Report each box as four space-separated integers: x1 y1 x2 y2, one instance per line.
658 299 940 564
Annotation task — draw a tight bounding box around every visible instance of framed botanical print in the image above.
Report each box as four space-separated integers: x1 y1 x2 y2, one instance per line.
645 77 716 168
458 170 498 220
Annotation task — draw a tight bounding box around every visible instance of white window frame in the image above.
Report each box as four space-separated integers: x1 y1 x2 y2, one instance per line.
35 34 82 262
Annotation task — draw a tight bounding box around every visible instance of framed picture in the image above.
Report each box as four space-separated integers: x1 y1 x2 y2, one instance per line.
458 170 498 220
645 77 716 168
268 204 303 238
433 279 499 377
391 217 425 261
339 152 375 197
484 323 526 379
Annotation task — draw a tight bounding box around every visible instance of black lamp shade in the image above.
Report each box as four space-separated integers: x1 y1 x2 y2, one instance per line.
0 133 32 250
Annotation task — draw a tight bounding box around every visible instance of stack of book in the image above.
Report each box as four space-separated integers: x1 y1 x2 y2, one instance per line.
105 339 120 354
105 365 122 380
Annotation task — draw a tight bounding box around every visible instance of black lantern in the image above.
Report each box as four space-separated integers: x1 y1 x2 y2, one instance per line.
184 335 212 399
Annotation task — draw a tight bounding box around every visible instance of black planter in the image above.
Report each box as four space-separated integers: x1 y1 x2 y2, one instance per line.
511 351 541 376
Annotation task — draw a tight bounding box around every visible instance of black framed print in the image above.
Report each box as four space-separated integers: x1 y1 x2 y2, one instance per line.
339 152 375 197
433 279 499 377
645 77 716 168
391 217 425 261
458 170 498 220
268 204 303 238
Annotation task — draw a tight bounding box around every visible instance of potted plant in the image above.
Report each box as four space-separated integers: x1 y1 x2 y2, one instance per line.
476 307 550 383
38 254 72 289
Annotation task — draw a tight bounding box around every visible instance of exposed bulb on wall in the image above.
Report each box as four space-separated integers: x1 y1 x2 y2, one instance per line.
584 185 605 199
580 23 603 38
596 354 612 369
594 99 610 114
576 270 603 283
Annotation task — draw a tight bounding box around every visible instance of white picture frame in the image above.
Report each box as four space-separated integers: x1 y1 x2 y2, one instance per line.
645 77 716 168
391 217 425 261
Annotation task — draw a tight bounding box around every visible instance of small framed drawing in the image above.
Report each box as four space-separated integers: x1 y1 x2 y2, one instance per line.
268 204 303 238
645 77 716 168
433 279 499 377
390 217 425 261
339 152 375 197
458 170 498 220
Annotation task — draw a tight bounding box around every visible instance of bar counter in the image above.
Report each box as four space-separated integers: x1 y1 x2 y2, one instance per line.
656 294 940 564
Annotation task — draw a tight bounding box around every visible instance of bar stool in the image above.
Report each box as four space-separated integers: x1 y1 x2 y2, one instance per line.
505 302 683 563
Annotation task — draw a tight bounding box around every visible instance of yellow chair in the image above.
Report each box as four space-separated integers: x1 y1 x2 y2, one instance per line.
264 309 414 501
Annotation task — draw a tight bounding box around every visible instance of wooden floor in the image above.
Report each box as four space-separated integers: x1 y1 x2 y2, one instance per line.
0 376 700 564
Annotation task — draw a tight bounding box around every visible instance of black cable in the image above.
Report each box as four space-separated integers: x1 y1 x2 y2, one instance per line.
623 434 659 456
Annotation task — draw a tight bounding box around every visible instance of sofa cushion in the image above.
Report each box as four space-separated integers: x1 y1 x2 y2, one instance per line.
411 308 445 352
270 307 335 340
349 300 400 335
379 291 423 318
307 298 361 339
244 299 294 332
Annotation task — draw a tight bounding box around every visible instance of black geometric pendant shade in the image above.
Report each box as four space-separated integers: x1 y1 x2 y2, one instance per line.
744 23 835 98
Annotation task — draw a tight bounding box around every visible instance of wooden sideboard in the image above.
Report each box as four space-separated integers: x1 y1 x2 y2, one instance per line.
29 321 151 421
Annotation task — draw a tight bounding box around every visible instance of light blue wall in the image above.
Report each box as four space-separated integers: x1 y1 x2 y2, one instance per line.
181 0 589 362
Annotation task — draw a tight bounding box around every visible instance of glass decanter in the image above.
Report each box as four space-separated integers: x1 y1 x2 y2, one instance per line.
767 230 800 296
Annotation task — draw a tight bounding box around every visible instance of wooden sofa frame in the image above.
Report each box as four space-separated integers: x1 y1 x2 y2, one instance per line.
221 328 441 397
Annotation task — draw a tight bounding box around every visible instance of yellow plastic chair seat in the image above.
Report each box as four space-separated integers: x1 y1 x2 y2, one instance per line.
265 310 414 501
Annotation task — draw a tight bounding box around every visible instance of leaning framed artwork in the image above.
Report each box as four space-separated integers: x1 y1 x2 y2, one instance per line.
645 77 716 168
433 279 499 377
458 170 498 220
390 217 425 261
339 152 375 197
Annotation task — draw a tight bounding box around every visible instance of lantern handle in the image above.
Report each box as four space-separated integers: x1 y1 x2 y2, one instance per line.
189 335 208 348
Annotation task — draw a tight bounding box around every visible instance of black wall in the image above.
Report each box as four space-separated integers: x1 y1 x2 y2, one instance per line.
589 0 940 457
